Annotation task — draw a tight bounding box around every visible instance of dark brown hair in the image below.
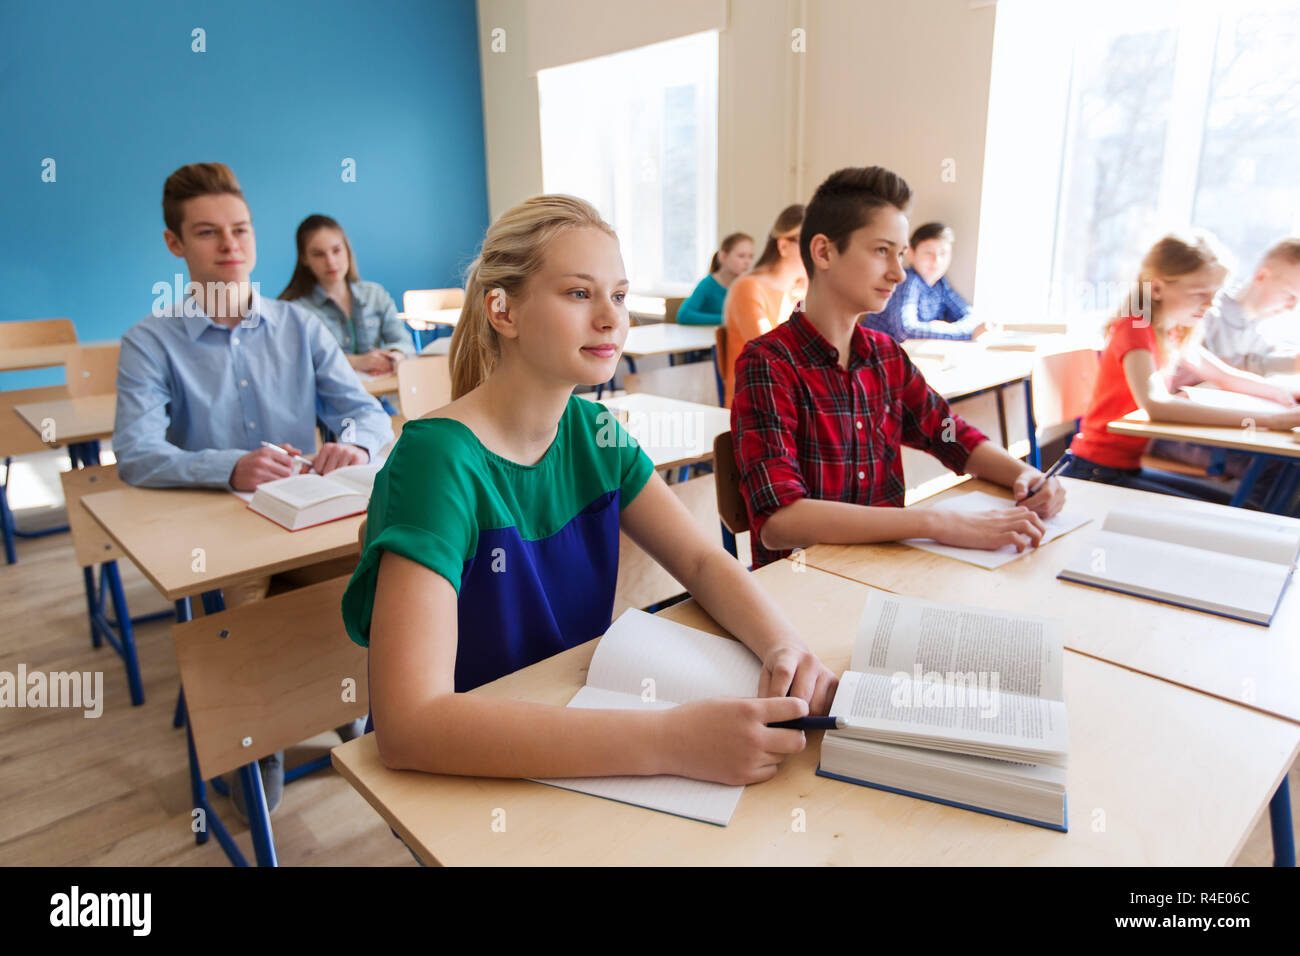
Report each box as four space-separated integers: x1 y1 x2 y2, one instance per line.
910 222 954 249
752 205 805 273
800 166 912 276
278 214 359 301
162 162 247 236
710 231 754 273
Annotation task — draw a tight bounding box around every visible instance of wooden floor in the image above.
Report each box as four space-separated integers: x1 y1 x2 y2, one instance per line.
0 489 1295 866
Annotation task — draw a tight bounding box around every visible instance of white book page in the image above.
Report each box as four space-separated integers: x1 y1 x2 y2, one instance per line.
324 463 381 496
252 473 356 509
851 589 1063 701
1062 529 1293 620
585 609 764 703
828 671 1069 758
531 685 744 826
900 491 1092 569
1102 506 1300 566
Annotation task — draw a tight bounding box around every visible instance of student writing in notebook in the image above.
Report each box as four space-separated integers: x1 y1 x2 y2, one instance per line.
676 232 754 325
730 166 1066 569
342 196 834 786
722 205 806 406
861 222 986 342
278 214 411 375
1064 230 1300 502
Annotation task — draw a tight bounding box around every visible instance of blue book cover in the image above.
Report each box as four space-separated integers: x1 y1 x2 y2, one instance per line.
815 764 1068 833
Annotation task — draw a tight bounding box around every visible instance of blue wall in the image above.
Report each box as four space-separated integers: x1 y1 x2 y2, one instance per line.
0 0 488 389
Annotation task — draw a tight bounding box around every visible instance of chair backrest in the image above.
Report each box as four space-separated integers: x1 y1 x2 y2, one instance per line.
663 297 685 323
396 355 453 419
0 318 77 349
403 288 465 313
712 431 749 535
0 384 69 457
625 363 719 406
59 464 126 567
172 574 370 778
712 326 728 406
1031 346 1101 430
64 344 120 398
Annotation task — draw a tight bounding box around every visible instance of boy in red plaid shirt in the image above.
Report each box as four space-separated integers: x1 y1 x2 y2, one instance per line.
731 166 1067 567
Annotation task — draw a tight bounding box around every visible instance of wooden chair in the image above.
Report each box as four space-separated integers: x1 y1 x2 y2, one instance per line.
0 384 70 563
60 464 171 705
0 317 76 348
712 326 728 407
663 297 685 323
396 355 453 420
64 343 119 398
173 574 370 866
712 431 749 560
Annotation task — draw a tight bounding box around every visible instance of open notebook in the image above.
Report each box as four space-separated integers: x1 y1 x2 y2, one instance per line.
901 490 1091 569
241 464 379 531
818 589 1068 831
533 609 763 826
1057 506 1300 625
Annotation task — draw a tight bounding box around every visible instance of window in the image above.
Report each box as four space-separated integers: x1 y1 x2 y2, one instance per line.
979 1 1300 329
538 31 718 296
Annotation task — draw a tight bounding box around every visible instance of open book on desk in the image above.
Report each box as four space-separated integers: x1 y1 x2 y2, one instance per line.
533 608 763 826
1058 506 1300 625
818 589 1069 831
901 490 1091 569
234 464 379 531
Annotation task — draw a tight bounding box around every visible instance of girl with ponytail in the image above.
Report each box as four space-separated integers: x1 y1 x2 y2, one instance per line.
1065 228 1300 501
676 232 754 325
342 195 835 786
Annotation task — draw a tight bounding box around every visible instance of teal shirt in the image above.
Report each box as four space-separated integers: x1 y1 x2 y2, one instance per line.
676 273 726 325
294 279 411 354
341 395 655 692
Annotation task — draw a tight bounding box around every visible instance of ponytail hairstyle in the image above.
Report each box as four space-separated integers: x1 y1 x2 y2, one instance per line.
278 214 359 301
449 195 617 399
751 204 806 273
709 231 754 274
1112 229 1229 344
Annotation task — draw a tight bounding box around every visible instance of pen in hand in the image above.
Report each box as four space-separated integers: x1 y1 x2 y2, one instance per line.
1016 452 1072 505
767 716 845 731
260 441 315 472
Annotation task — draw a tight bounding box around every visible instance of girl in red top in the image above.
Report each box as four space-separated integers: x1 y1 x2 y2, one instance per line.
1065 230 1300 502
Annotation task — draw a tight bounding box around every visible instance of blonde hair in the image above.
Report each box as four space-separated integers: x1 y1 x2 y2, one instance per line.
1111 228 1229 341
449 195 617 399
1263 236 1300 268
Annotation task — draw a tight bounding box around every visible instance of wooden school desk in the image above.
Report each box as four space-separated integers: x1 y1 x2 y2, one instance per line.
598 393 730 472
1107 411 1300 512
80 485 363 602
14 393 114 448
796 476 1300 726
621 324 718 368
330 562 1300 866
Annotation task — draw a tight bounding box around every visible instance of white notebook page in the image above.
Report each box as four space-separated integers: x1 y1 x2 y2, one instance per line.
900 491 1091 569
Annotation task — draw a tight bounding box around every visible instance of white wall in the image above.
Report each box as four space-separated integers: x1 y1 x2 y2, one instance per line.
476 0 998 295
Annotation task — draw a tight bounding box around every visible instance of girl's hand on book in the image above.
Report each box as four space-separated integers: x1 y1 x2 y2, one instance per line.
1264 407 1300 431
933 508 1046 552
760 644 838 716
661 696 809 786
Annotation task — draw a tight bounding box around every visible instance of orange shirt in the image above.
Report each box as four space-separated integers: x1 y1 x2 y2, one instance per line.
722 275 791 406
1069 317 1168 469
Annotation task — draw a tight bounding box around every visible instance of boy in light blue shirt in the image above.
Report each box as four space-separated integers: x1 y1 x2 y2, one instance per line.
114 163 392 491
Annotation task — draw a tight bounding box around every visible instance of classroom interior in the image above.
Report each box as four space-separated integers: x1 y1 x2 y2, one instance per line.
3 0 1300 868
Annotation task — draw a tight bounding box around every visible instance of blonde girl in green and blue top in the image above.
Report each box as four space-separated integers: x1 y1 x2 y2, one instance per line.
341 195 835 785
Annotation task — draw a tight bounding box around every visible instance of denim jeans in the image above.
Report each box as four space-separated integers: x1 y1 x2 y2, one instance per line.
1062 455 1235 505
